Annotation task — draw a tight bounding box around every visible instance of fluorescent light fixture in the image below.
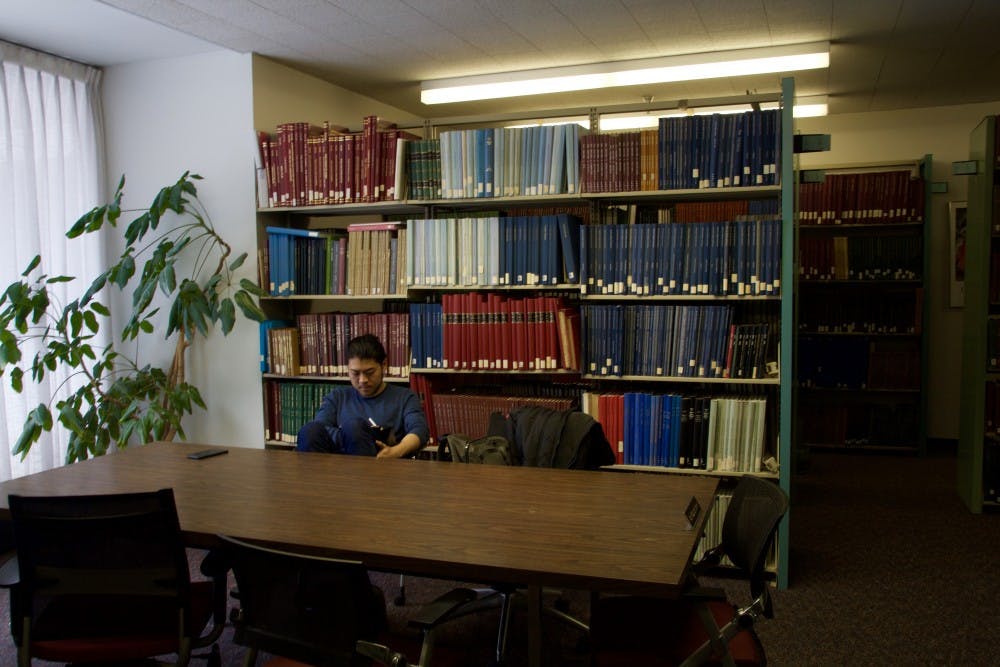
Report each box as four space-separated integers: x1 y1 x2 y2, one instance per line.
594 96 828 131
505 117 591 130
422 42 829 105
792 95 828 117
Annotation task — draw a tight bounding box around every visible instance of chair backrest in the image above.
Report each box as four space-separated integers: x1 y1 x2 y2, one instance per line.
219 534 386 667
719 476 789 600
7 488 195 643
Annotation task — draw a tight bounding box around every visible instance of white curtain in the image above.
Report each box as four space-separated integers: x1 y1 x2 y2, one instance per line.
0 41 107 479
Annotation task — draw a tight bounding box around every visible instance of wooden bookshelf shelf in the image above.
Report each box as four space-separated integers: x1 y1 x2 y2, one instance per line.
582 374 779 385
805 442 920 453
799 387 921 395
407 284 584 293
797 331 920 337
604 464 779 480
581 294 779 301
410 368 580 376
583 184 781 202
260 294 408 301
262 373 410 383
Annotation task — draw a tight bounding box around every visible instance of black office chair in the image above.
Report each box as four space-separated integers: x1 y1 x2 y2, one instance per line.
588 475 789 667
1 488 225 666
219 534 415 667
413 407 613 665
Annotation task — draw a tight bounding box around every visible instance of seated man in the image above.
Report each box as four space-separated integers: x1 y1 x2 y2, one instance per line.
296 333 428 458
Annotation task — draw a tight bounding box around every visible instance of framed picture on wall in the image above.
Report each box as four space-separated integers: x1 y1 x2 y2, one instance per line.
949 201 967 308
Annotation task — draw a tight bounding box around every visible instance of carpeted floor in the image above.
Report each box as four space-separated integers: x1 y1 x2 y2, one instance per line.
755 448 1000 666
1 448 998 666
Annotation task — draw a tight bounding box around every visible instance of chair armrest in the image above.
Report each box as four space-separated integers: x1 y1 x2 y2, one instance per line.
407 587 480 629
356 640 408 666
691 546 725 576
0 552 18 588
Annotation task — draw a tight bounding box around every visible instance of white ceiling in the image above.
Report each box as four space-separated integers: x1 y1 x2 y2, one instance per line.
3 0 1000 121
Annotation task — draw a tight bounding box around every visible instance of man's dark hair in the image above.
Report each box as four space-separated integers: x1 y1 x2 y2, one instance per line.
347 333 387 363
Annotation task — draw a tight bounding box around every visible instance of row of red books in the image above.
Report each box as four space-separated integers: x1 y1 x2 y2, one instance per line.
438 293 580 372
258 116 418 208
579 130 659 194
798 170 924 225
430 394 574 441
799 235 922 281
671 199 757 223
293 311 409 378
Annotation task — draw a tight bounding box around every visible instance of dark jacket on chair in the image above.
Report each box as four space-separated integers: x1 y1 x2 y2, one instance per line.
487 406 616 470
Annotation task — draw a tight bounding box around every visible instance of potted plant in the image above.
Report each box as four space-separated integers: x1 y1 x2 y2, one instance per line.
0 172 266 463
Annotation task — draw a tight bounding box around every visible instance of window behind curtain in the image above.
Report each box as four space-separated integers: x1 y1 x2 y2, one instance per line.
0 41 107 479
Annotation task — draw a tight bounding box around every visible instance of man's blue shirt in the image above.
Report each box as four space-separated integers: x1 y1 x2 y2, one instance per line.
312 383 429 455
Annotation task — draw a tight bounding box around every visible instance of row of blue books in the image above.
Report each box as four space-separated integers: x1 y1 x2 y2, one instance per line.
410 303 443 369
580 218 782 296
405 214 582 287
658 109 781 190
266 227 333 296
438 124 583 199
584 390 771 472
583 304 731 378
621 393 768 471
582 304 777 379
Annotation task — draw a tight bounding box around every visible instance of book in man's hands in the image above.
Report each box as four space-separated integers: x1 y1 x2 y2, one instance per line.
367 418 397 445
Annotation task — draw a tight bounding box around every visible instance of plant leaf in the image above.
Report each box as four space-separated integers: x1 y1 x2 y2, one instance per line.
233 289 266 322
10 367 23 392
21 255 41 277
83 310 99 333
159 262 177 295
32 404 53 430
13 421 40 458
229 252 248 271
239 278 268 297
81 271 108 306
219 298 236 334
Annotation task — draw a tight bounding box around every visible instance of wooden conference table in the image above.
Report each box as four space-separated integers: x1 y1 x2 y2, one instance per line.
0 442 719 666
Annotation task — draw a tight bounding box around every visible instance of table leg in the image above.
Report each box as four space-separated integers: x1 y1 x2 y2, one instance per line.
527 584 542 667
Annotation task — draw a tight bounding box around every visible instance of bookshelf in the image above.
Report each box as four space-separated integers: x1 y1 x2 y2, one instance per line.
958 115 999 513
254 78 796 587
795 159 930 456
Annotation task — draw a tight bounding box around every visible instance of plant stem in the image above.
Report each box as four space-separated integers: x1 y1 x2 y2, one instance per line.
162 333 188 442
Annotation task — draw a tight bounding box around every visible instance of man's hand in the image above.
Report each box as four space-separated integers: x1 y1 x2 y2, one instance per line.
375 441 405 458
375 433 423 459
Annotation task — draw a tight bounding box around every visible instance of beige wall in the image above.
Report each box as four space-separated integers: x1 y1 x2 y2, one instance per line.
104 51 263 448
102 52 421 450
796 101 1000 440
252 55 424 132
